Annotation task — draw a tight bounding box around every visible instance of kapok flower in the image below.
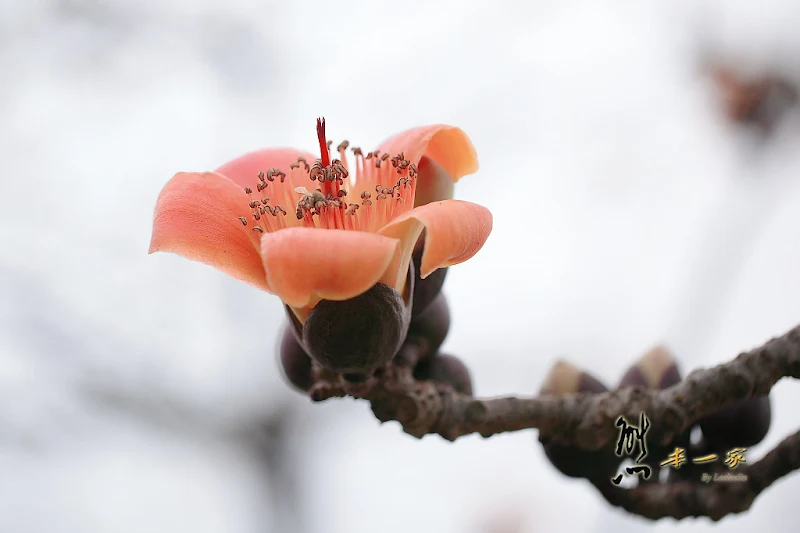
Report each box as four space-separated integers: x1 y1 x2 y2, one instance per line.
149 119 493 322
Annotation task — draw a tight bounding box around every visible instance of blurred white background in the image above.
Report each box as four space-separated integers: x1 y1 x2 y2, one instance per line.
2 0 800 531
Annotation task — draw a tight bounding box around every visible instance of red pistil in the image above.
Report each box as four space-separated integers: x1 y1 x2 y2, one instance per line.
316 117 330 168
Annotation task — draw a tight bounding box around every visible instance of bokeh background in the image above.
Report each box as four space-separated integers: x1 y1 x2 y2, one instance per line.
3 0 800 531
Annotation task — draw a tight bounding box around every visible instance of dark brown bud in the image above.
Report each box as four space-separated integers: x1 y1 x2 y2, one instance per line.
413 353 473 396
396 292 450 366
302 270 413 374
411 234 448 318
699 395 772 449
278 322 314 392
538 361 620 480
413 156 454 208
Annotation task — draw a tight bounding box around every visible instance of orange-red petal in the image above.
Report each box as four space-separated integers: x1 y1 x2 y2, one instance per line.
149 171 269 291
378 200 493 283
215 147 319 190
259 228 402 308
376 125 479 182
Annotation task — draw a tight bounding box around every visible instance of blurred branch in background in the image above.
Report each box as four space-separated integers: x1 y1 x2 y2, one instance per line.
477 506 528 533
711 64 798 136
0 269 304 533
87 384 309 533
234 408 309 533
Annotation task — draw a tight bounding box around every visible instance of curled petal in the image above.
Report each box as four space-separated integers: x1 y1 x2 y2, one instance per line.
260 228 402 308
376 125 479 181
216 147 319 189
378 200 493 284
149 172 268 290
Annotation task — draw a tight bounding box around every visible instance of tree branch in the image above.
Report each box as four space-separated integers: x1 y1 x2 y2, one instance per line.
310 323 800 445
592 428 800 521
307 322 800 521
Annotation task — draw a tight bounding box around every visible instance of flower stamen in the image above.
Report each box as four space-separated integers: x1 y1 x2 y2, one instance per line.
235 118 420 235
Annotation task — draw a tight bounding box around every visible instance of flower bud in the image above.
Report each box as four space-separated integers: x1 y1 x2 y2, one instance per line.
413 353 473 395
278 322 314 392
303 280 412 374
618 345 688 481
699 395 771 449
538 360 620 481
540 360 608 396
410 238 448 318
413 156 455 208
618 345 682 390
397 293 450 366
